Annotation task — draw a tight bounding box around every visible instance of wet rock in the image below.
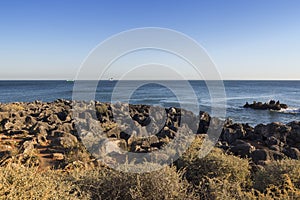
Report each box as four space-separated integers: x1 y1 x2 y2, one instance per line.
244 100 288 110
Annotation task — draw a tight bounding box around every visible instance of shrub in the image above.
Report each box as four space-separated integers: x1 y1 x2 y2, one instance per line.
0 163 87 200
178 136 251 187
71 164 198 200
253 159 300 192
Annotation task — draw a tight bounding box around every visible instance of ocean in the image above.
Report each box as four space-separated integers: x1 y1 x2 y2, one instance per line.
0 80 299 126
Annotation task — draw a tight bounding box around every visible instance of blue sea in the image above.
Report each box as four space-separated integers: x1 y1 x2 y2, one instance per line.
0 80 299 126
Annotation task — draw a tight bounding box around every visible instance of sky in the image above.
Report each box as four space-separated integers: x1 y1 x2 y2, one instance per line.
0 0 299 80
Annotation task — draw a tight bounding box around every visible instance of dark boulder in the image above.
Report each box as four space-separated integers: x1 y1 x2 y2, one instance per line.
243 100 288 111
229 140 255 158
251 149 270 163
283 147 300 159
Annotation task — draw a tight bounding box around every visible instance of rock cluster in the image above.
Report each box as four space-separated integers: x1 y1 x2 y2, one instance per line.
0 99 90 169
0 99 299 169
74 102 193 154
216 120 300 164
244 100 288 110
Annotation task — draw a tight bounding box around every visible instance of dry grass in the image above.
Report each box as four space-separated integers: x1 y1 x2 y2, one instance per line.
0 162 87 200
0 161 198 200
0 135 299 199
70 164 198 200
253 159 300 191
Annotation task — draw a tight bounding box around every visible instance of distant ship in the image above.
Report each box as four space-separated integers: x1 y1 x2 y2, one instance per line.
109 77 114 81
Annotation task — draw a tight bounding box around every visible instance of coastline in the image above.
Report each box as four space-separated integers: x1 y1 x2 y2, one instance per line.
0 99 299 169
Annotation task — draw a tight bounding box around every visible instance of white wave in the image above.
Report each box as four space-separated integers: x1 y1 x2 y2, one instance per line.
271 107 300 114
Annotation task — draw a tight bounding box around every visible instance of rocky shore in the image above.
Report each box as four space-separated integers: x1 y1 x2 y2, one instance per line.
244 100 288 110
0 99 299 169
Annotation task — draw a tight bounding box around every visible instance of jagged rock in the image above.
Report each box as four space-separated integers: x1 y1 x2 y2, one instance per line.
221 123 246 144
0 99 299 170
254 122 291 142
244 100 288 110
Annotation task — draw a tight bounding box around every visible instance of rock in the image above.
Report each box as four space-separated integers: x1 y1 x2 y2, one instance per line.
25 116 36 126
1 119 12 130
120 131 131 141
221 124 246 144
254 122 290 142
280 103 288 109
265 136 280 147
243 100 288 110
283 147 300 159
269 145 280 152
0 112 9 121
37 131 48 145
287 121 300 144
197 111 211 134
141 140 150 149
149 135 160 147
59 133 79 149
0 99 299 170
229 141 255 158
53 153 64 160
23 141 37 156
269 150 285 160
251 149 270 163
57 122 74 133
117 139 127 150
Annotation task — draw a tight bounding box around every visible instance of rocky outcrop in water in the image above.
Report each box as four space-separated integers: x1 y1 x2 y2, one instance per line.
0 99 299 169
244 100 288 110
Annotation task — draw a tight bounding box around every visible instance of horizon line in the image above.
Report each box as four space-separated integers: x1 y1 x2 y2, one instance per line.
0 79 299 81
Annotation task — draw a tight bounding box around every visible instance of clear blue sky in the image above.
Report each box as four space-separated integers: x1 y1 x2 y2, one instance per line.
0 0 299 80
